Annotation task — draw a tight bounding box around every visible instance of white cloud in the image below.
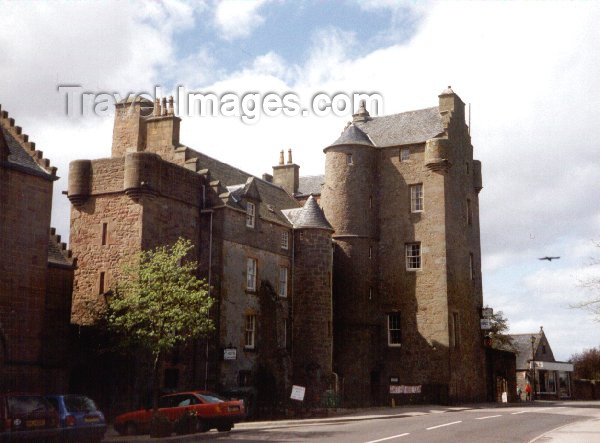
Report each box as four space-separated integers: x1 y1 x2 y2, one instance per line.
213 0 266 40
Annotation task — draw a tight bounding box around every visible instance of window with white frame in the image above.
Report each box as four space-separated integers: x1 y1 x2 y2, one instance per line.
405 243 421 270
387 312 402 346
281 231 289 250
246 202 255 228
346 153 353 165
278 267 288 297
246 258 257 291
410 184 424 212
245 315 256 349
400 147 410 162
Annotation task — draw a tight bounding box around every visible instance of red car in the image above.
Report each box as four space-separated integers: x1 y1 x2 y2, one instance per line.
114 391 245 436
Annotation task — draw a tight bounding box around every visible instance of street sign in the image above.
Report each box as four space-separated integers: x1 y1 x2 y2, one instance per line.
290 385 306 401
480 318 492 330
223 348 237 360
390 385 421 394
482 308 493 318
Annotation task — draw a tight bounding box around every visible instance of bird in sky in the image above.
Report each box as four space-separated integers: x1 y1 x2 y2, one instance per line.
538 256 560 261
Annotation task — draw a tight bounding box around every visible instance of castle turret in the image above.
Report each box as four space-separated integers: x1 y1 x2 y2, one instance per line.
290 196 334 406
111 97 153 158
320 103 379 406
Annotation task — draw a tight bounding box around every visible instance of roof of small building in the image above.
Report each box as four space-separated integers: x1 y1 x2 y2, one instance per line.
297 175 325 197
508 332 543 369
282 195 333 231
184 147 300 224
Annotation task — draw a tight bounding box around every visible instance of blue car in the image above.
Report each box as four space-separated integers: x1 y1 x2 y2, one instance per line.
45 395 106 442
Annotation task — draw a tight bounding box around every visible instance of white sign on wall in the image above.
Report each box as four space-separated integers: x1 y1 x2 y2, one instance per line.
480 318 492 330
223 348 237 360
290 385 306 401
390 385 422 394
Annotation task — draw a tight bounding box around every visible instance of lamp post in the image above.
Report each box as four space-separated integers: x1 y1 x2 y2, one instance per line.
530 335 536 401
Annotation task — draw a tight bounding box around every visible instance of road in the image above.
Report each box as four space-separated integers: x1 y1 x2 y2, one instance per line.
107 401 600 442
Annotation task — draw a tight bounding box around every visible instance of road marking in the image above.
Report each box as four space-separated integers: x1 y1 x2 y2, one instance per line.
476 414 502 420
364 433 410 443
426 420 462 430
511 411 527 415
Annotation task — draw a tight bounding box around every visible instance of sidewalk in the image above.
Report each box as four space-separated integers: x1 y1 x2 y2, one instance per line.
530 418 600 442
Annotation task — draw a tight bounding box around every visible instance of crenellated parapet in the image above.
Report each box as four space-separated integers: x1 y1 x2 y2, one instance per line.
0 104 58 177
48 227 77 268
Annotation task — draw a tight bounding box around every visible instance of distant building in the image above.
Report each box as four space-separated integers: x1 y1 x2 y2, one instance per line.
0 106 75 392
68 87 487 407
509 327 573 399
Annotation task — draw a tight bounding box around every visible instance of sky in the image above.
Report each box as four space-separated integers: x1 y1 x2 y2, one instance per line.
1 0 599 361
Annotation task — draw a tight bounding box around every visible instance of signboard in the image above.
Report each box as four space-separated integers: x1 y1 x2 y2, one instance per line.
223 348 237 360
290 385 306 401
480 318 492 330
482 308 493 318
390 385 421 394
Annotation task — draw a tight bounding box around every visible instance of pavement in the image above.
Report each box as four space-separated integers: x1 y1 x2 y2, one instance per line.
530 416 600 442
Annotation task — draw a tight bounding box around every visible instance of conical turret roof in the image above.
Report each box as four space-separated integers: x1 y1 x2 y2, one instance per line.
327 123 374 149
290 195 333 231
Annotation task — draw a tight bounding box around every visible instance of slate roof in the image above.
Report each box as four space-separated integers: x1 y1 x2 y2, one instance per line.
328 124 374 148
186 146 301 225
1 124 53 179
297 175 325 197
282 195 333 231
48 228 76 269
509 332 543 369
330 106 445 148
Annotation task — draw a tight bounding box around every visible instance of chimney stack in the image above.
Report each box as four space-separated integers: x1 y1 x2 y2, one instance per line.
273 149 299 195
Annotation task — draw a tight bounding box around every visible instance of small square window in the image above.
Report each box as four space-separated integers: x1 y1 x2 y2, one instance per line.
246 202 255 228
406 243 421 270
410 184 423 212
347 154 353 165
245 315 256 349
400 148 410 162
246 258 257 291
278 267 288 297
281 232 289 250
388 312 401 346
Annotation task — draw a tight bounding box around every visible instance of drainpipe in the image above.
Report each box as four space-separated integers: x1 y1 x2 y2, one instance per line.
201 183 214 391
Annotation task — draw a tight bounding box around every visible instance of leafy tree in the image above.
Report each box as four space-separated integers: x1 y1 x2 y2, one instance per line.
106 238 213 422
570 347 600 380
483 307 514 350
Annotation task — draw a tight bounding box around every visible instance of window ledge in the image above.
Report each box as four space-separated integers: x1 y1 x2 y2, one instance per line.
245 289 257 295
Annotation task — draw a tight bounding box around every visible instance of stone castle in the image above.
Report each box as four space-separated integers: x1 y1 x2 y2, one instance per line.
65 87 486 407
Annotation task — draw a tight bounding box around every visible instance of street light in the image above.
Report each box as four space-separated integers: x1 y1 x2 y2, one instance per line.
530 335 536 401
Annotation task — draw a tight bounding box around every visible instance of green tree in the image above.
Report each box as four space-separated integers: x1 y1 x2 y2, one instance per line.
484 307 514 350
106 238 213 422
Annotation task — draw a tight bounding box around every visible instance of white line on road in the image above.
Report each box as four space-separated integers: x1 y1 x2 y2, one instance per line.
426 420 462 430
511 411 527 415
364 433 410 443
476 414 502 420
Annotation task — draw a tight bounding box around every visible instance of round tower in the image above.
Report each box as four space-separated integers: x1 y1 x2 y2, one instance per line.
320 103 379 406
291 196 334 407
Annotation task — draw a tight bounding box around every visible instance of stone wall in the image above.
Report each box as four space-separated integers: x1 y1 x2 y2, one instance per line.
0 166 52 391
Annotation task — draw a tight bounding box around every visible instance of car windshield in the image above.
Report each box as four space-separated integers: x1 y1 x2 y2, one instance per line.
7 396 51 415
64 395 98 412
197 393 227 404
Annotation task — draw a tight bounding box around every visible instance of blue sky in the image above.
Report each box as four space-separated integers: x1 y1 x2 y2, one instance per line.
1 0 600 360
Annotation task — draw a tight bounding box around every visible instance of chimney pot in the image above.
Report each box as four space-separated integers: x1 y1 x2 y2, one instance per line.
279 150 284 165
287 148 293 164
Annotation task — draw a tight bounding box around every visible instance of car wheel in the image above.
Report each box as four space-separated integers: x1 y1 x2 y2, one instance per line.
193 418 210 433
217 423 233 432
125 421 138 436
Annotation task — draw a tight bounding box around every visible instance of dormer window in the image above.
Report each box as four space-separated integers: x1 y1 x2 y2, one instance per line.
246 202 255 228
